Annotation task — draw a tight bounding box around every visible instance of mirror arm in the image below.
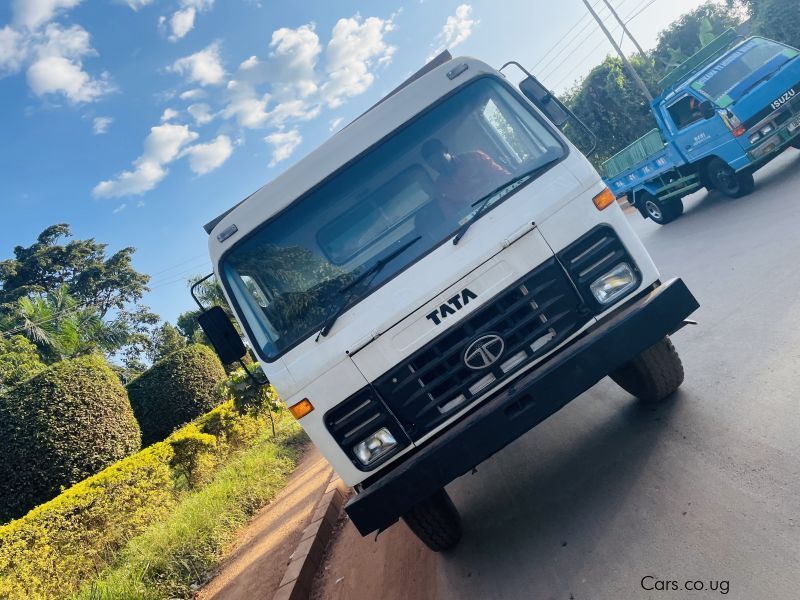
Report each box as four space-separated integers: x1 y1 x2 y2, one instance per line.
500 61 598 155
238 358 268 387
191 272 215 311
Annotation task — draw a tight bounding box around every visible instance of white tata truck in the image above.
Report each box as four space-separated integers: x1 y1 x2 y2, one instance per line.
199 54 699 552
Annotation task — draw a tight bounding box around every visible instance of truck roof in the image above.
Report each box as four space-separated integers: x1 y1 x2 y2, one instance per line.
654 29 748 105
203 51 454 236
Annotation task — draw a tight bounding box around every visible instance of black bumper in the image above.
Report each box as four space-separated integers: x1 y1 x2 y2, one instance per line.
345 278 699 536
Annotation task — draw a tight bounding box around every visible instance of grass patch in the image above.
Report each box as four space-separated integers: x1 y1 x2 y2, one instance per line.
77 425 305 600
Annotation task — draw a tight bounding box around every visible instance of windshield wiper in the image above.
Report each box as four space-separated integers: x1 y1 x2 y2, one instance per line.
316 235 422 340
452 157 560 245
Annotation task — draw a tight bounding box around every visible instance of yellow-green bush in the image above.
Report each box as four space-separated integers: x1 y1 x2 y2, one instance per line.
0 355 141 522
0 400 279 600
127 345 227 445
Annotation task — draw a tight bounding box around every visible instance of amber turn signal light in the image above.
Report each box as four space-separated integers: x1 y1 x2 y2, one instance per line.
289 398 314 419
593 187 616 210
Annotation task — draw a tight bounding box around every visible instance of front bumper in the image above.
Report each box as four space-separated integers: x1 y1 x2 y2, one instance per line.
345 278 699 535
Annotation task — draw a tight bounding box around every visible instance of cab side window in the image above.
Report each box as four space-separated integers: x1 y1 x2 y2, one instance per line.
667 96 704 130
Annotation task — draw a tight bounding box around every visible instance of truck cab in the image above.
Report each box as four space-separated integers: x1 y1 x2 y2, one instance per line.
202 55 699 551
604 32 800 224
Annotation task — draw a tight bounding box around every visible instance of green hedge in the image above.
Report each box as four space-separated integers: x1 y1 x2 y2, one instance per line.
127 344 227 445
0 355 141 523
0 401 284 600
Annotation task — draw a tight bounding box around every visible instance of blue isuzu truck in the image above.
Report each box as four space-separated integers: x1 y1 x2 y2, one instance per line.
603 30 800 224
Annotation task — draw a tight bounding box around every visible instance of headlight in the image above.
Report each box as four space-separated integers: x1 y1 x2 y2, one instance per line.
589 263 638 305
353 427 397 465
749 132 761 144
760 124 774 136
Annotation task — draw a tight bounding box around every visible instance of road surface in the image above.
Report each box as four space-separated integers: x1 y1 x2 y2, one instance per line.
312 148 800 600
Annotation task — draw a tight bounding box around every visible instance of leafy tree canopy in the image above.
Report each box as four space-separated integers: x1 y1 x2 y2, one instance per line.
0 335 45 393
0 224 150 317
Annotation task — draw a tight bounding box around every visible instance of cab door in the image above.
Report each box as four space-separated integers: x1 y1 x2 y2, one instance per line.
664 93 739 162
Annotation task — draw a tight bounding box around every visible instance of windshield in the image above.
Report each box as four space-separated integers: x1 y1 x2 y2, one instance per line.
221 76 565 360
692 38 798 107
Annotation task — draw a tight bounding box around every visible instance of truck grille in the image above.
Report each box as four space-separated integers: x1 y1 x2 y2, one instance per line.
373 257 589 440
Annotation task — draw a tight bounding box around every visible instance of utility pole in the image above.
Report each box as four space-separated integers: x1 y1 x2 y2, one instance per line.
600 0 646 57
581 0 653 102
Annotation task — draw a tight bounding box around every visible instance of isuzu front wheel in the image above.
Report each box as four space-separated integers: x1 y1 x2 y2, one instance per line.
706 158 754 198
610 337 684 403
402 488 462 552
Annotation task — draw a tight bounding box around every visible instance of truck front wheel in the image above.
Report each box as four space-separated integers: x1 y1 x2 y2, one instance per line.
402 488 462 552
610 337 684 403
641 192 683 225
706 158 754 198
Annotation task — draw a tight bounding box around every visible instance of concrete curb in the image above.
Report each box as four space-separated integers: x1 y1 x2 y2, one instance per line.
273 471 349 600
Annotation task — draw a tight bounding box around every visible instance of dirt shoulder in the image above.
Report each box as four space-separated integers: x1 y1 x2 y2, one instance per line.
198 444 331 600
311 513 438 600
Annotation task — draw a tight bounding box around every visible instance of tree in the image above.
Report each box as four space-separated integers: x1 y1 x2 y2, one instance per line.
0 335 45 393
147 322 187 363
0 225 158 368
730 0 800 49
652 3 740 73
0 224 150 317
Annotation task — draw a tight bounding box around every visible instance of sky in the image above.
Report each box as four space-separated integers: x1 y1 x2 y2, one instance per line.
0 0 708 325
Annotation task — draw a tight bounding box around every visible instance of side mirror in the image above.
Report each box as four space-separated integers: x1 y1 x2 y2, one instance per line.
700 100 716 119
519 76 569 127
197 306 246 364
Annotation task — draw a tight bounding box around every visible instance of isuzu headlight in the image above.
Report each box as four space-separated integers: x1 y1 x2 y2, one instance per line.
353 427 397 466
590 263 638 305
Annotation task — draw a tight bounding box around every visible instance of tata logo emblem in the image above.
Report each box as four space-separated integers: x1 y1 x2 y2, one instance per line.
463 334 505 370
425 288 478 326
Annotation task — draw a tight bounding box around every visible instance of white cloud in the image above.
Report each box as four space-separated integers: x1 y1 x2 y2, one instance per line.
2 21 114 104
0 26 26 75
329 116 343 131
269 24 320 99
124 0 154 10
161 107 179 121
170 42 224 86
112 203 127 213
430 4 477 58
92 115 113 134
221 78 270 128
12 0 82 30
264 129 301 166
93 123 198 197
165 0 215 42
168 7 196 41
27 55 112 102
266 99 320 126
181 134 232 174
179 87 205 100
322 15 395 108
187 102 213 125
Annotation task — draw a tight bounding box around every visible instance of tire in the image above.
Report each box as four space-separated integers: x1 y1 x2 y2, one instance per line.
610 337 684 403
402 489 462 552
705 158 755 198
640 192 683 225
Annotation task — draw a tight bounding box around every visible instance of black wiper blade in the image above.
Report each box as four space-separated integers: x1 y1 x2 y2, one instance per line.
316 235 422 340
452 159 558 245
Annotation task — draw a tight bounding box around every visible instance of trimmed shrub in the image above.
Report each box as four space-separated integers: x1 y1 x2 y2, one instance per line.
0 354 141 523
127 344 227 445
0 401 297 600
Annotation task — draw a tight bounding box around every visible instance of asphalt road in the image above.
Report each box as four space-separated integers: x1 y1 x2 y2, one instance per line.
313 148 800 600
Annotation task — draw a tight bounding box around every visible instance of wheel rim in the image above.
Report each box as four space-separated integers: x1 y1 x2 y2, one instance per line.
713 164 738 194
645 199 662 220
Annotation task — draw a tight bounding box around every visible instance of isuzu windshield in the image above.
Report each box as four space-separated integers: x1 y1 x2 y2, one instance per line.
221 77 564 359
693 37 797 106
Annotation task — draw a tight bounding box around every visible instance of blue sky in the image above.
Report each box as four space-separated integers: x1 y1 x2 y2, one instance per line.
1 0 705 325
